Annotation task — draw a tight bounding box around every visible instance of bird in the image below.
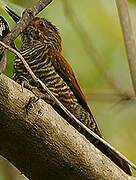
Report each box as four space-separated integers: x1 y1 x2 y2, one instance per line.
5 6 131 175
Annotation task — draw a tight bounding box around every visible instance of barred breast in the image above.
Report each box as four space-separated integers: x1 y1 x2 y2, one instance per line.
13 43 96 131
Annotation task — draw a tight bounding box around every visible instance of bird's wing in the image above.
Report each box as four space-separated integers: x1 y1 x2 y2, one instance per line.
51 53 92 114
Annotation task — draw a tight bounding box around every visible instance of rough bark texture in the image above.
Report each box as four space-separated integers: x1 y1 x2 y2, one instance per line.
0 74 135 180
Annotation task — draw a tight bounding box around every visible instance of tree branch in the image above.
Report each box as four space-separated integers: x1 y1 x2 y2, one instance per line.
0 40 135 172
0 74 135 180
116 0 136 96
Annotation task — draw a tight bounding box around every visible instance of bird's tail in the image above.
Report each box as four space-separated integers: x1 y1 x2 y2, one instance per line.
53 104 132 175
94 139 132 175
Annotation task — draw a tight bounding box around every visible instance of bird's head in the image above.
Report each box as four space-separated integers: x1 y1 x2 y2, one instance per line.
6 7 62 52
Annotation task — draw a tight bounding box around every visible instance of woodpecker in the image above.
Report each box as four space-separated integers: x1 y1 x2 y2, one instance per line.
5 7 131 175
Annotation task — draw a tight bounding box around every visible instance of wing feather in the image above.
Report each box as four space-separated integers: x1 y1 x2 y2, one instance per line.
51 53 91 114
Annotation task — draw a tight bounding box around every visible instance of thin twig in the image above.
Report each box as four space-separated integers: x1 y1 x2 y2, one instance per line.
0 40 135 171
62 0 131 99
0 0 53 73
116 0 136 96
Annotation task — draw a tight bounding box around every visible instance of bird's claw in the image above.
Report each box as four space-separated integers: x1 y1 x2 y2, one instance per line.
25 96 37 113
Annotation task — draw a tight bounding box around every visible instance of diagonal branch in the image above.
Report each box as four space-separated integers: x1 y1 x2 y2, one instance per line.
0 40 136 172
116 0 136 96
0 73 136 180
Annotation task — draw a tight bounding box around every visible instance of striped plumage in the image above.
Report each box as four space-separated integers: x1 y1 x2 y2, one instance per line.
7 7 131 175
13 36 100 137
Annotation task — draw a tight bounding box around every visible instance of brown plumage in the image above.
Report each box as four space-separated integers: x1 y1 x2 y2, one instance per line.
6 7 131 175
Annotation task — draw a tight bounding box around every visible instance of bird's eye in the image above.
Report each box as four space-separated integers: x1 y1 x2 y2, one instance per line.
39 21 45 27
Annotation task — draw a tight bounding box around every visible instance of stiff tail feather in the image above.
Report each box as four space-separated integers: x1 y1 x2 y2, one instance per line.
53 104 132 175
94 140 131 175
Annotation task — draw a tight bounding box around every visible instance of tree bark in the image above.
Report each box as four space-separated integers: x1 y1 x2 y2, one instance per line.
0 74 135 180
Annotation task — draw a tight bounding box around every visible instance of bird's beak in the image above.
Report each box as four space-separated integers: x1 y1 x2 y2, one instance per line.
5 6 21 23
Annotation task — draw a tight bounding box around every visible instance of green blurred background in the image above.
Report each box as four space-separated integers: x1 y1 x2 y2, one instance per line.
0 0 136 179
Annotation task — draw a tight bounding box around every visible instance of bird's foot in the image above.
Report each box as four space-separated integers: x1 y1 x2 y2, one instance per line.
25 96 37 113
25 93 55 113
